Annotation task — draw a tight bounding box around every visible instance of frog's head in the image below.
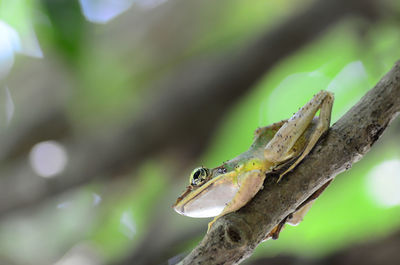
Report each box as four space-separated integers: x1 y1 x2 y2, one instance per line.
173 166 238 218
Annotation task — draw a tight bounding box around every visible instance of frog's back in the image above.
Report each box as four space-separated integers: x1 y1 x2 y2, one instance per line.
222 122 284 169
220 118 319 172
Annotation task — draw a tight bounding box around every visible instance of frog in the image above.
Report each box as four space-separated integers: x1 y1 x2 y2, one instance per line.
173 90 334 233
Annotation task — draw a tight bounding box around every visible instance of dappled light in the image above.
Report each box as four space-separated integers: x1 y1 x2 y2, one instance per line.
92 193 102 206
367 160 400 207
78 0 169 24
54 243 102 265
0 21 20 79
261 70 330 124
57 201 72 209
119 211 137 239
79 0 134 24
327 61 370 120
29 141 68 178
262 60 369 125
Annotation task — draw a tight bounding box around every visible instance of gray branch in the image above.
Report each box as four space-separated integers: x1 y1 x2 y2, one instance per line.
179 61 400 264
248 229 400 265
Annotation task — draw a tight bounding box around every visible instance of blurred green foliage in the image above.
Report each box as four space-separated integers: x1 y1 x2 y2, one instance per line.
91 161 167 259
1 0 400 264
40 0 87 60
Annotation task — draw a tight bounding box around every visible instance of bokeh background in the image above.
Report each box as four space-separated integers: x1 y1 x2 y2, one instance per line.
1 0 400 264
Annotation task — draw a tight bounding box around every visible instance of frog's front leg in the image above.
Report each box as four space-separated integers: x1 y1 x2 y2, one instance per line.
264 90 334 180
207 170 264 232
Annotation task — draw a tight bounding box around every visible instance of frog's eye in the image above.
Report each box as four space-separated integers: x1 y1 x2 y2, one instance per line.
190 167 210 186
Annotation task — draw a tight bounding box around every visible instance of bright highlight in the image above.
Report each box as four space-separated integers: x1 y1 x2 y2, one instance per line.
367 160 400 207
29 141 68 178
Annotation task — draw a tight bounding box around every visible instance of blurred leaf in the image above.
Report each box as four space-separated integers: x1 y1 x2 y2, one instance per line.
69 48 139 127
91 161 167 260
40 0 87 60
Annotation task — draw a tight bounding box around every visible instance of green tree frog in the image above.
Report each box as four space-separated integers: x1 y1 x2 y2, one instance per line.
173 91 334 232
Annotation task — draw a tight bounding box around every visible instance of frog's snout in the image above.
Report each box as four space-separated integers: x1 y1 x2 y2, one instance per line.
173 204 185 216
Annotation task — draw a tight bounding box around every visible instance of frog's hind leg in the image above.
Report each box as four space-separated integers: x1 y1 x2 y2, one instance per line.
264 91 334 181
279 92 334 178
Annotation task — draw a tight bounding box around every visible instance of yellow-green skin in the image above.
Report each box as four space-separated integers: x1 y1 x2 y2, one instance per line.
174 120 311 218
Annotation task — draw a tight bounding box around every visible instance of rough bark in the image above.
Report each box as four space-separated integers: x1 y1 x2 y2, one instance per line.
249 229 400 265
178 61 400 265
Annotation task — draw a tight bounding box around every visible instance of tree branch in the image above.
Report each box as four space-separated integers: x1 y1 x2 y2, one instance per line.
249 229 400 265
179 61 400 264
0 0 376 217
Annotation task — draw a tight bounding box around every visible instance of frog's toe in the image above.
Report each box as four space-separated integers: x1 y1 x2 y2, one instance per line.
276 174 285 183
207 219 216 232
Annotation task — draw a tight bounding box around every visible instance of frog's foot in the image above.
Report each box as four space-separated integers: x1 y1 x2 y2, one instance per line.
263 216 288 241
276 173 285 183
